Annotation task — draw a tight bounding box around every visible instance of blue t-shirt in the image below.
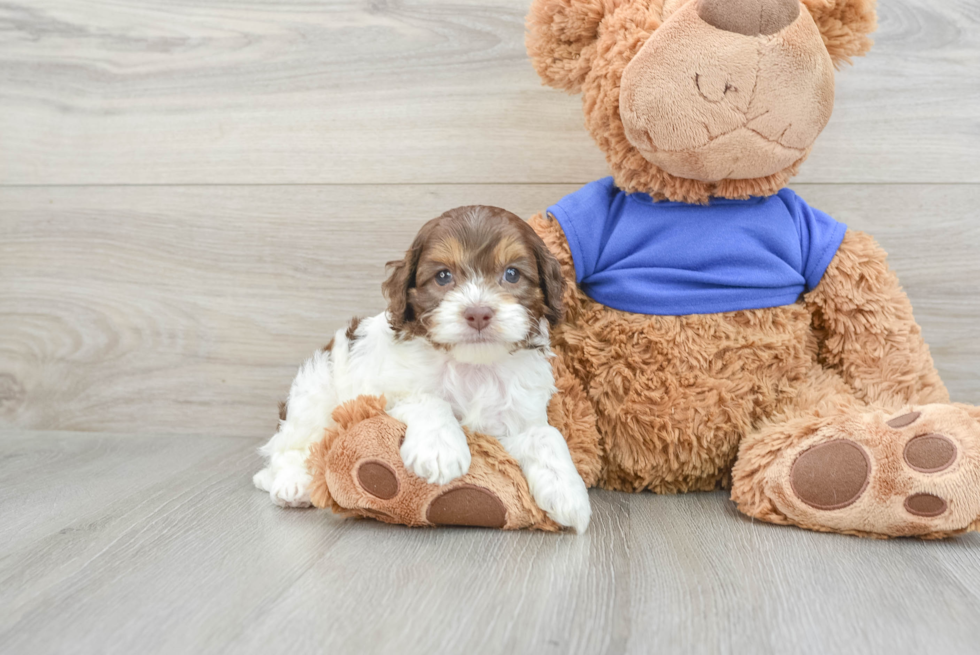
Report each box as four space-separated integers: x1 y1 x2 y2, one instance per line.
547 177 847 316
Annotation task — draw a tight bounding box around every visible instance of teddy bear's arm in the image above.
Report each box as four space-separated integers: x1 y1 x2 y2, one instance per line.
804 229 949 408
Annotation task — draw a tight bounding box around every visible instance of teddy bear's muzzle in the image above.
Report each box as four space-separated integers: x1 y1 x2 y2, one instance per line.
619 0 835 183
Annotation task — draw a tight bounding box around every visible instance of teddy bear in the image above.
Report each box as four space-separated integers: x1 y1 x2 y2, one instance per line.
305 0 980 538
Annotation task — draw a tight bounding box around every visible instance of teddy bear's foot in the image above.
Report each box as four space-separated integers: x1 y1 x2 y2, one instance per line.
305 395 561 531
761 404 980 538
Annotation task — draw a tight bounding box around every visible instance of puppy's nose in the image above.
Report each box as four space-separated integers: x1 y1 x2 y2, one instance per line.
464 306 494 331
697 0 799 36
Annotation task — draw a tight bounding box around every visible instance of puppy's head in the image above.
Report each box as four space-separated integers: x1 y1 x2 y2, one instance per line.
382 205 564 364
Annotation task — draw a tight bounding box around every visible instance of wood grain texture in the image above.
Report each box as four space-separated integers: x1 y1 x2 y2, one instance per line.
2 429 980 655
2 183 979 437
3 1 979 652
1 0 978 186
626 492 980 654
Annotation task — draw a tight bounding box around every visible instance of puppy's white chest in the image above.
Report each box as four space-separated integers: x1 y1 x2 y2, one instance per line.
439 362 514 436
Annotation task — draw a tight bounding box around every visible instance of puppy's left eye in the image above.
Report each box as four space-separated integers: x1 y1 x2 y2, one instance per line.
503 268 520 284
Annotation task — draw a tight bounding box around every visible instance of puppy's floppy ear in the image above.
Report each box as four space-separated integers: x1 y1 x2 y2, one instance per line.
802 0 877 67
382 233 426 332
531 233 565 327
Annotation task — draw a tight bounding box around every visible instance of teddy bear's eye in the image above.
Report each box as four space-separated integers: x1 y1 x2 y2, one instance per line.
504 268 521 284
435 269 453 286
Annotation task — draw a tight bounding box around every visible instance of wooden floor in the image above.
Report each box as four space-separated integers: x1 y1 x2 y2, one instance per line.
2 0 980 653
3 429 980 655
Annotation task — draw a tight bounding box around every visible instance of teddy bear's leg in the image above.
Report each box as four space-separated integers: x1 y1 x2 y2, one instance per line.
732 370 980 538
305 395 559 530
305 364 603 532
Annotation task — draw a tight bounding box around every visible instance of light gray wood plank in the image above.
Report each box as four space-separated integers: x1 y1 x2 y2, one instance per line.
223 490 631 655
0 431 267 636
2 183 978 438
0 0 977 186
0 429 347 654
0 183 569 437
3 430 980 655
626 492 980 655
0 430 631 655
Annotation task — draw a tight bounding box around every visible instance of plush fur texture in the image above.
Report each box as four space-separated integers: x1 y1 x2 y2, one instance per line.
304 357 605 531
619 0 835 182
273 0 980 540
306 395 562 531
532 213 980 538
526 0 876 202
256 206 592 532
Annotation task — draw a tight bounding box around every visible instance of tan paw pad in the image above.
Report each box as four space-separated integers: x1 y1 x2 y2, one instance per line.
790 440 871 510
356 460 400 500
774 405 980 537
903 434 957 474
886 412 921 429
426 484 507 528
904 493 948 517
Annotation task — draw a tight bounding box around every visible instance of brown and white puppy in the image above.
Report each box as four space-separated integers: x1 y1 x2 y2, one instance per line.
253 206 592 533
384 204 564 361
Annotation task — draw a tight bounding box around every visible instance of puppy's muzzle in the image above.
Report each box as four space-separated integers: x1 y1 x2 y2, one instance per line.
464 306 495 332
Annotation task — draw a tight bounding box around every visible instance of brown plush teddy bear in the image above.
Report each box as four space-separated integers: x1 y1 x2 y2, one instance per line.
306 0 980 538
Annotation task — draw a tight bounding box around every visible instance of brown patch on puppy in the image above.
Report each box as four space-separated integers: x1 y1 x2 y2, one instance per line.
278 400 287 422
427 238 468 273
381 206 565 345
528 221 565 328
382 228 428 333
323 337 335 353
345 316 362 343
492 237 529 270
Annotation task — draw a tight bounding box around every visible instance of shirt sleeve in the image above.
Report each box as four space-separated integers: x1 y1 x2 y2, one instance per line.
547 177 618 284
781 189 848 292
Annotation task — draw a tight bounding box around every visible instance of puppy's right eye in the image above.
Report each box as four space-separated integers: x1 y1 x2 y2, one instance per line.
435 269 453 286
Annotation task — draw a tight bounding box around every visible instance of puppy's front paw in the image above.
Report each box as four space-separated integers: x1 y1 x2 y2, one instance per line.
253 467 275 492
268 466 313 508
400 421 471 485
530 472 592 534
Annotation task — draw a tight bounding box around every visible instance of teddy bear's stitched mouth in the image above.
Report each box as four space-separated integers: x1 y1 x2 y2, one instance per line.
629 120 803 156
622 65 802 158
630 126 807 181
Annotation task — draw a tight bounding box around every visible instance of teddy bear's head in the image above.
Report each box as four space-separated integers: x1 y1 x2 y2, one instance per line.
527 0 877 202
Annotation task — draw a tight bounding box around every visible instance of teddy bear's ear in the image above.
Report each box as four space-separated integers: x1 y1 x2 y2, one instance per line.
526 0 616 92
802 0 878 68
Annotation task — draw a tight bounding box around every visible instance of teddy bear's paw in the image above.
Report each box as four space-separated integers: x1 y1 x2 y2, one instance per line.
425 484 509 528
314 407 558 530
776 404 980 537
266 465 313 508
346 458 508 529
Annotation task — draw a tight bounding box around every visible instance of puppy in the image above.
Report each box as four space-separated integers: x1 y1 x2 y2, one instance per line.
253 205 592 532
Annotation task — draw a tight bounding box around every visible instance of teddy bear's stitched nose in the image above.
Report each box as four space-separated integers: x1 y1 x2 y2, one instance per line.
697 0 800 36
